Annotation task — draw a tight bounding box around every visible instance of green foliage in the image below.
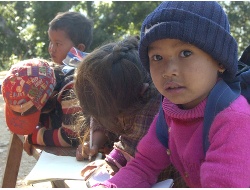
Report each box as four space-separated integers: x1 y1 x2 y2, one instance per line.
0 1 250 71
0 2 27 69
220 1 250 55
0 1 79 70
72 1 160 50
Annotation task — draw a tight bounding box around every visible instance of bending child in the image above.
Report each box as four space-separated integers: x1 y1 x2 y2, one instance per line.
92 1 250 188
74 36 161 178
2 59 56 136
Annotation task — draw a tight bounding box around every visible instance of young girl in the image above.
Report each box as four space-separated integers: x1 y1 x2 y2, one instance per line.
74 36 162 179
93 1 250 188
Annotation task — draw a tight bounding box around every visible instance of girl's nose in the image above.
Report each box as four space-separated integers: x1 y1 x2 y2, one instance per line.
162 59 178 78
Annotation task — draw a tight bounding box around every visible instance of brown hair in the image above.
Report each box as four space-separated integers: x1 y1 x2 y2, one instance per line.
74 36 152 133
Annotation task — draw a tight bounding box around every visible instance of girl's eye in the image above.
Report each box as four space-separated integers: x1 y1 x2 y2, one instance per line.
152 55 163 61
180 50 192 57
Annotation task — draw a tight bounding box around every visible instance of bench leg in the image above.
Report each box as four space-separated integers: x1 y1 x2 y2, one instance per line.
1 133 23 188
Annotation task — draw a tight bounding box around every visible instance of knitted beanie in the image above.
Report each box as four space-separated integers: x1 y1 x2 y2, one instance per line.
139 1 238 80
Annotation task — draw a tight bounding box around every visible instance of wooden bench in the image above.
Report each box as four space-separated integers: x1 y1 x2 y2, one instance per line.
1 133 76 188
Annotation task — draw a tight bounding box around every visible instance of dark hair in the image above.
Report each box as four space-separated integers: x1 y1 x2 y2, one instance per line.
74 36 152 122
49 11 93 50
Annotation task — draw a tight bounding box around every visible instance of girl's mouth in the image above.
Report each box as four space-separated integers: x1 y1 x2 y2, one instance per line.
164 82 184 94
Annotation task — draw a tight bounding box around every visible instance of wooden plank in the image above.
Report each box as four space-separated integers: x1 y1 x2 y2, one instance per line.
1 133 77 188
1 133 23 188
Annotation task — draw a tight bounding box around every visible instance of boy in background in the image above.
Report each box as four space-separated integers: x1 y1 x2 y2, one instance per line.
48 11 93 65
23 12 94 155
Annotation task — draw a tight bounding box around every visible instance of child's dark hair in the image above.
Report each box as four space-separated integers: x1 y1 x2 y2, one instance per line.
74 36 152 123
49 11 93 50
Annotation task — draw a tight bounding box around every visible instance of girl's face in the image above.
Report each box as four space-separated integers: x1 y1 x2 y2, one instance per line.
48 29 75 64
149 39 221 109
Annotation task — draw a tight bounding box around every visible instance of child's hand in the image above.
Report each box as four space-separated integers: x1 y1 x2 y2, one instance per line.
76 143 98 161
81 160 119 181
23 135 32 155
81 160 106 180
81 160 118 180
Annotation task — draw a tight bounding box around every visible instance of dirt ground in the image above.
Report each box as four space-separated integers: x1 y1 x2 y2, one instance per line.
0 71 52 188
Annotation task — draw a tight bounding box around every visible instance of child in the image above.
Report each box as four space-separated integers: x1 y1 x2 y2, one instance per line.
48 11 93 65
74 36 162 178
92 1 250 188
2 58 56 136
22 11 94 155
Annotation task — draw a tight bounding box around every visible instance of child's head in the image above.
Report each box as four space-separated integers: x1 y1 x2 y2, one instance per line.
1 58 56 135
48 11 93 64
74 36 151 121
138 1 238 109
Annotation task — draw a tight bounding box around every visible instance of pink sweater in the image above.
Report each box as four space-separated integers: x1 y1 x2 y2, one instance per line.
100 95 250 188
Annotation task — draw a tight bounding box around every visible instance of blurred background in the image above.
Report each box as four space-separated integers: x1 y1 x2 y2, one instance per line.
0 1 250 71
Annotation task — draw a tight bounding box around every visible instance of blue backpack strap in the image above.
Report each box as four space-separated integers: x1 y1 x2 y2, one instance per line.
156 80 241 154
238 68 250 103
156 96 169 148
203 79 240 154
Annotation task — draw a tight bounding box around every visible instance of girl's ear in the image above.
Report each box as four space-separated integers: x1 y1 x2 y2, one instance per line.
218 64 226 74
140 83 149 96
77 44 86 52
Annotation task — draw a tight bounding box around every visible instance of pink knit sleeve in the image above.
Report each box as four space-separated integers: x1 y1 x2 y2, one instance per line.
96 115 170 188
200 96 250 187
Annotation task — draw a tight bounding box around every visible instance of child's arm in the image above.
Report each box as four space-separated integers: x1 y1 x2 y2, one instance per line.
200 97 250 187
25 82 82 148
23 125 78 156
94 115 170 188
76 116 118 161
76 129 110 161
26 125 78 147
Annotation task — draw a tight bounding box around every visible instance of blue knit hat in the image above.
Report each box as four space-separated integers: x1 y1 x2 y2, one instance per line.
139 1 238 80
